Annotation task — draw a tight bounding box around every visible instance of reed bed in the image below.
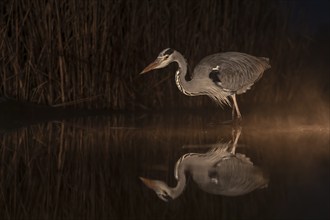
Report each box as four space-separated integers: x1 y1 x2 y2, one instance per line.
0 0 310 110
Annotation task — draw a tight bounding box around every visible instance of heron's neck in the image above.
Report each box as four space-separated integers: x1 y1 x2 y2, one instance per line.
169 163 187 199
173 51 196 96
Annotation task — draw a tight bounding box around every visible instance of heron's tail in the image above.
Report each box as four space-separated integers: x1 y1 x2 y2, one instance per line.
258 57 271 69
258 57 269 63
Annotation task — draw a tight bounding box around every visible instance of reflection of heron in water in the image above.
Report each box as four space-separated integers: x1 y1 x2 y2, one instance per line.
140 128 268 201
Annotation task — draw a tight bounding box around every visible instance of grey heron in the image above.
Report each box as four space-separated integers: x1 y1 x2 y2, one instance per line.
140 129 269 201
141 48 271 120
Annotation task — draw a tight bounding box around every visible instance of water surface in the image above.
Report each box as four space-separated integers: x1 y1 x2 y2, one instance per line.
0 113 329 220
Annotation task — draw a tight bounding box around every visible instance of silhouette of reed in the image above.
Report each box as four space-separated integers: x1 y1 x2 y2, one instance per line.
0 0 310 110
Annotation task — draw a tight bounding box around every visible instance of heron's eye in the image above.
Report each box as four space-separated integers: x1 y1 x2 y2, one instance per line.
164 55 169 59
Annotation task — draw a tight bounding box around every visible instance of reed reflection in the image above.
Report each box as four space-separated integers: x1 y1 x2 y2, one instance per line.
140 128 269 201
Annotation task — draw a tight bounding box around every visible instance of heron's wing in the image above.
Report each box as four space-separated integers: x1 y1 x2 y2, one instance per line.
208 70 235 94
194 52 270 94
206 145 236 167
207 147 253 167
205 158 269 196
235 153 253 165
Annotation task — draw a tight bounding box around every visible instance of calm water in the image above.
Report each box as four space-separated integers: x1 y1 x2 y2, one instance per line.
0 113 329 220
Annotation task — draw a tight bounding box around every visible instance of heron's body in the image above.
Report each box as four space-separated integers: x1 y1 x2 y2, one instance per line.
141 49 271 120
176 145 268 197
140 129 269 201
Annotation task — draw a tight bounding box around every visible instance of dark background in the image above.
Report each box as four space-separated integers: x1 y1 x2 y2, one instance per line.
0 0 329 111
0 2 329 219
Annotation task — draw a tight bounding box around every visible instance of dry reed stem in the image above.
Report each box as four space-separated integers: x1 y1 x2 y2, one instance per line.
0 0 311 110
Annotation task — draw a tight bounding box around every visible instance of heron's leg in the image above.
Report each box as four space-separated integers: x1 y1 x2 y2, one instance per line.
231 103 236 120
231 94 241 119
231 126 242 154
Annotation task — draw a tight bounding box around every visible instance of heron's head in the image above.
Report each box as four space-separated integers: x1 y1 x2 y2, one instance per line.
140 48 175 74
139 177 173 202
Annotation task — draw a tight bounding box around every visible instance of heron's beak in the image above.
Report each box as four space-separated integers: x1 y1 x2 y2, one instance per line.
139 177 157 190
140 58 161 74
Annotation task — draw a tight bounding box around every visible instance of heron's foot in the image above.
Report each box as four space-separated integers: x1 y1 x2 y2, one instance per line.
218 117 242 125
219 119 235 125
230 123 242 154
231 126 242 143
231 116 242 127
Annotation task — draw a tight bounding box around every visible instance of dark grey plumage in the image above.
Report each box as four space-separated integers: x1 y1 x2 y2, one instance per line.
196 52 270 94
